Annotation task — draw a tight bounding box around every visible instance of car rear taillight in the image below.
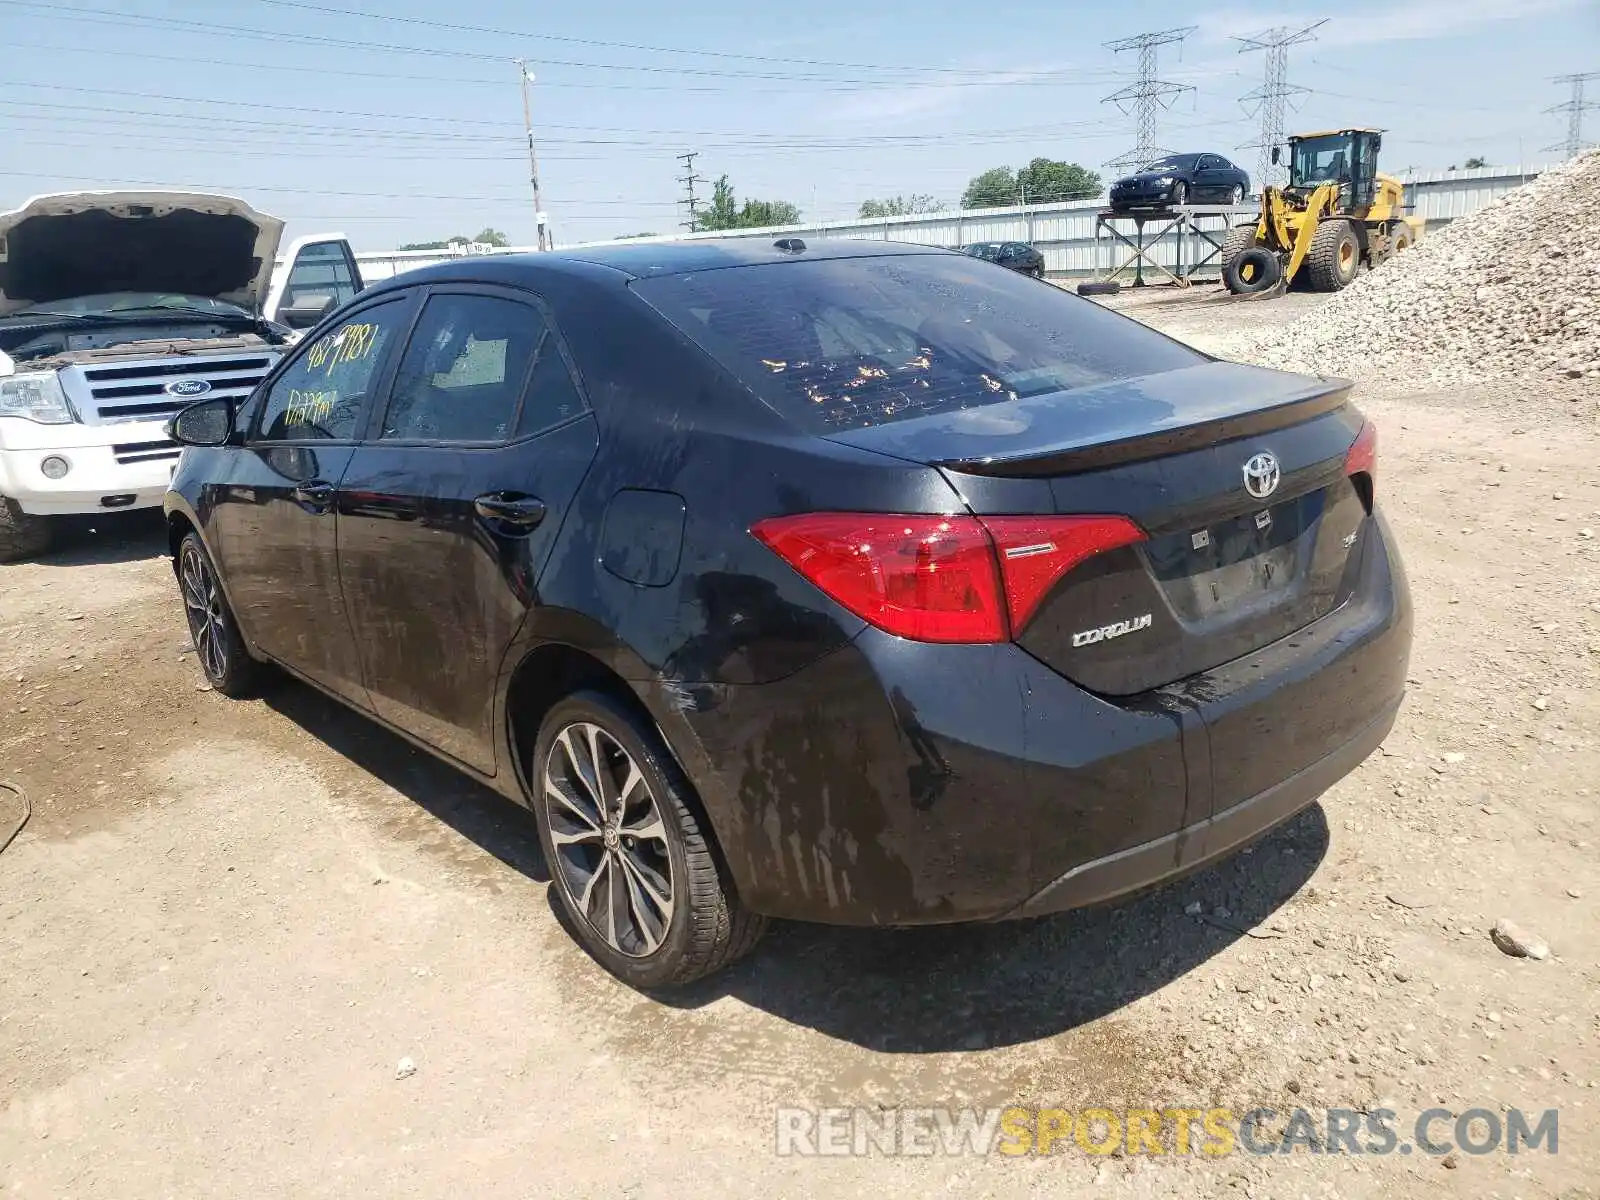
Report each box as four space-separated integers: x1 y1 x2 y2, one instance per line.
750 512 1145 644
1344 420 1377 503
981 515 1146 633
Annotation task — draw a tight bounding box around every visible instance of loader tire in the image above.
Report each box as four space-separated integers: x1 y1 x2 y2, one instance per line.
1307 219 1361 292
1224 246 1281 295
0 497 52 563
1077 280 1121 297
1219 225 1258 273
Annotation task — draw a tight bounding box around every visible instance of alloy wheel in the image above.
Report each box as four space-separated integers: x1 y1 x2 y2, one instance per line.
543 722 675 958
180 543 228 682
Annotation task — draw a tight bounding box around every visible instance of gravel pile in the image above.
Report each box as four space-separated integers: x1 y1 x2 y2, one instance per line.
1249 150 1600 387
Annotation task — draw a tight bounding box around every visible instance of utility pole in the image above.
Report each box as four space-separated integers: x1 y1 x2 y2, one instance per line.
1234 21 1326 187
1102 27 1197 173
517 59 549 251
677 151 701 232
1546 72 1600 159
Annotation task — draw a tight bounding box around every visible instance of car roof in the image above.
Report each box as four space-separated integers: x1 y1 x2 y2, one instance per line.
362 237 954 296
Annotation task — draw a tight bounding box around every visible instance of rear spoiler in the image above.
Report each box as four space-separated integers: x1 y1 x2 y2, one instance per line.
934 378 1353 479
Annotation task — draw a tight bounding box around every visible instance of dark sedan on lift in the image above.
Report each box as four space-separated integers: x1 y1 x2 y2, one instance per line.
1109 153 1252 211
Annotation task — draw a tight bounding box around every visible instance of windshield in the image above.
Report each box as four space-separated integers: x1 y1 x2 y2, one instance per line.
1290 137 1352 186
1141 157 1189 173
633 253 1203 433
12 292 253 320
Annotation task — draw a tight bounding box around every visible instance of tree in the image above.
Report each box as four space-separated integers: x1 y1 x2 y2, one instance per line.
695 174 802 230
1464 156 1488 169
738 198 801 227
698 175 741 231
961 167 1019 209
1016 158 1101 203
962 160 1101 208
398 228 511 251
858 194 945 218
398 235 468 251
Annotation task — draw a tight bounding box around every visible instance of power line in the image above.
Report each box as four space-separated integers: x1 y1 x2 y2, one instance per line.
1546 71 1600 158
0 1 1129 87
677 152 701 232
244 0 1094 78
1101 27 1197 173
1234 21 1326 186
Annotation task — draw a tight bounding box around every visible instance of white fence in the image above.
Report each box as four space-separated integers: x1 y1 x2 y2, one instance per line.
339 166 1545 284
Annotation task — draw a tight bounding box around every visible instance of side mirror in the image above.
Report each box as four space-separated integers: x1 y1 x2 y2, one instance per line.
1271 146 1281 166
167 396 235 447
279 295 335 329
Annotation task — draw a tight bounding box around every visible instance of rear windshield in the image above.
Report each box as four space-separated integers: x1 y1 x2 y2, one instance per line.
632 254 1203 433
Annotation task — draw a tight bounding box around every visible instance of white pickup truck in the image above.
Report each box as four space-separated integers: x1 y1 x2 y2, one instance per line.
0 191 361 560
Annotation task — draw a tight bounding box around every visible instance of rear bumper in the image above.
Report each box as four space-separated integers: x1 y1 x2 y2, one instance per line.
1011 698 1397 917
670 510 1410 928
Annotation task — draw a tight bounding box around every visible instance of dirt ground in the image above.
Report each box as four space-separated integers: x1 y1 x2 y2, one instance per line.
3 285 1597 1198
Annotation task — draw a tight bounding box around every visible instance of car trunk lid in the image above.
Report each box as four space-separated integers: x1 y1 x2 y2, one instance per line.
825 361 1371 696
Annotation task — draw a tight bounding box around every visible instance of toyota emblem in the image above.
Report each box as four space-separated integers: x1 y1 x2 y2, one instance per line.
1242 451 1281 500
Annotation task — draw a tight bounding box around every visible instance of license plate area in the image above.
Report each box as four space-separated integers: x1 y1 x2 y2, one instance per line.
1145 489 1324 622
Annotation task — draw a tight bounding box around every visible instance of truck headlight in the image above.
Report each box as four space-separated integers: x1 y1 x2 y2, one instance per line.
0 371 75 424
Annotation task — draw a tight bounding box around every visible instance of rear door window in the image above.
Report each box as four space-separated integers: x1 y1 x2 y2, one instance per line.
633 254 1203 433
381 292 542 442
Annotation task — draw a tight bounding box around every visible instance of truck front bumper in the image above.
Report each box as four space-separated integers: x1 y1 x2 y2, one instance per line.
0 417 180 515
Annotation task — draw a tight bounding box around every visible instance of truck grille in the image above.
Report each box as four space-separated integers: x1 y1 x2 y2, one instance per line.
112 439 183 465
65 356 273 425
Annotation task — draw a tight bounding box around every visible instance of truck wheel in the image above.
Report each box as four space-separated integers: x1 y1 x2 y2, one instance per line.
1307 219 1361 291
532 690 767 989
1219 225 1258 273
0 497 52 563
1224 247 1282 295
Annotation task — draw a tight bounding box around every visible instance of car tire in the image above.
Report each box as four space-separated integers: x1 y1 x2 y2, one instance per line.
1306 219 1361 292
531 690 767 988
1223 246 1282 295
1028 264 1044 280
1230 184 1246 206
1219 225 1259 273
0 497 52 563
1076 280 1122 296
177 531 262 698
1171 181 1188 207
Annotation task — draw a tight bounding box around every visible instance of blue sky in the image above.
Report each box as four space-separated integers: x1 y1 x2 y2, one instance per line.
0 0 1594 249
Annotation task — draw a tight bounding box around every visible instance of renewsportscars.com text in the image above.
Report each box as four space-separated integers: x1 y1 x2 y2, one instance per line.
774 1105 1559 1158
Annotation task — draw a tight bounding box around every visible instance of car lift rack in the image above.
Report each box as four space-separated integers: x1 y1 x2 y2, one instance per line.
1092 203 1258 287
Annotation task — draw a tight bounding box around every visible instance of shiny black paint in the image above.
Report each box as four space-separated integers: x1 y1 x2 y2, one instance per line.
165 240 1411 930
1108 153 1251 210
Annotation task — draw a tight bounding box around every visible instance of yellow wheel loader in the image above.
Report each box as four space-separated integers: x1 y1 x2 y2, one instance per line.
1222 128 1426 295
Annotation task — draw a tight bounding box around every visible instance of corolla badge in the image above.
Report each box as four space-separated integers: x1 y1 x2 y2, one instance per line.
1242 451 1281 500
166 378 213 398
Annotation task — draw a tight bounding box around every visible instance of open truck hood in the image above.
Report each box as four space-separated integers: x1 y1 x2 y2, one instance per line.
0 191 286 317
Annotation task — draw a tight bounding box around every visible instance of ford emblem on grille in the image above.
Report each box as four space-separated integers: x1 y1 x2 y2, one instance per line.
166 378 213 398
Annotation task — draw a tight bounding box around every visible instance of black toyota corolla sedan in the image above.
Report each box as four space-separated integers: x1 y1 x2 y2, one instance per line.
163 238 1410 988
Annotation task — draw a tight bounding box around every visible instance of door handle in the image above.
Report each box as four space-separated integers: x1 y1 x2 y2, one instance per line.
473 492 547 531
293 480 335 509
